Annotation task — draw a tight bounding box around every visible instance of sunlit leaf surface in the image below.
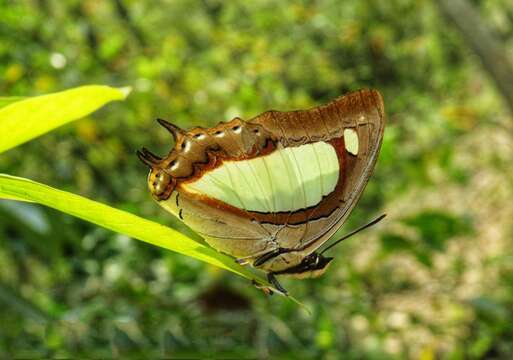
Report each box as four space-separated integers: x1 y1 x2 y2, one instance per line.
0 85 130 153
0 174 267 285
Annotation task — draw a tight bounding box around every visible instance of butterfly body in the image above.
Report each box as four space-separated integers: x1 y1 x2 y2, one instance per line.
139 89 385 286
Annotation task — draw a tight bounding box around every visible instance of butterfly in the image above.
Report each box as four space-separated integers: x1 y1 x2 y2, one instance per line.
138 89 385 294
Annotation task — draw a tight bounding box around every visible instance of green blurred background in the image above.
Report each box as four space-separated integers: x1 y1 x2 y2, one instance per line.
1 0 513 358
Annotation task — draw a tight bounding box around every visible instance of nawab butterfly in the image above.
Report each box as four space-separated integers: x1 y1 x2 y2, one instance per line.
138 89 386 294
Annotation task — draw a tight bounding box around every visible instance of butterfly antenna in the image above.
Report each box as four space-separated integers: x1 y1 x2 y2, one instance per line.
320 214 386 255
137 146 164 168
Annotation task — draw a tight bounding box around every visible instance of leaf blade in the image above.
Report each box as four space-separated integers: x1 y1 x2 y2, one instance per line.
0 85 131 153
0 174 265 283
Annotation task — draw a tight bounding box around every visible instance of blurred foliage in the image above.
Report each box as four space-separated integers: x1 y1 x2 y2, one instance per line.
1 0 513 358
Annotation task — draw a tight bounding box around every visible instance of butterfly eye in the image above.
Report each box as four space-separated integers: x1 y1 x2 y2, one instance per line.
253 129 259 134
232 125 241 132
215 130 224 137
152 170 171 196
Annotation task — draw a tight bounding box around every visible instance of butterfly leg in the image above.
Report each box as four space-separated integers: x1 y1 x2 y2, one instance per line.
252 279 274 296
267 272 288 295
235 247 278 265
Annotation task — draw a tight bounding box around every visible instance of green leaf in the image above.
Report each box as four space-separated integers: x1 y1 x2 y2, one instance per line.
0 85 131 154
380 233 412 252
0 193 29 201
402 210 473 251
0 173 265 282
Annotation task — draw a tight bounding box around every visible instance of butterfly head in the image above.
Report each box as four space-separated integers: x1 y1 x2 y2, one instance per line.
137 119 189 200
136 149 174 197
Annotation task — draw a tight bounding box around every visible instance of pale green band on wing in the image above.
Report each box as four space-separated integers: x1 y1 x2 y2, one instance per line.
183 141 340 213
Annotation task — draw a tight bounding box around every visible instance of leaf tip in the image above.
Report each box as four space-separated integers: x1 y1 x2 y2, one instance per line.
118 86 132 99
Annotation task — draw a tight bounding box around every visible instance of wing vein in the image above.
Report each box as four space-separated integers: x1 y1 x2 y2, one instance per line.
224 162 248 210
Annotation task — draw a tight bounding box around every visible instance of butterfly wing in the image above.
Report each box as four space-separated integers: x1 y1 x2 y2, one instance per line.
249 88 385 256
145 89 385 263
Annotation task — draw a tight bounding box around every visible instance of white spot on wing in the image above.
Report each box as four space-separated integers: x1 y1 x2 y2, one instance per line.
344 128 359 155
